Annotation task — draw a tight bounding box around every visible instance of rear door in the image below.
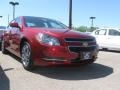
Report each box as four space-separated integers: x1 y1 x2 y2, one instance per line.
107 29 120 49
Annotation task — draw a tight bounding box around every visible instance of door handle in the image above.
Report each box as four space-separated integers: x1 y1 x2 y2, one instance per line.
108 38 111 39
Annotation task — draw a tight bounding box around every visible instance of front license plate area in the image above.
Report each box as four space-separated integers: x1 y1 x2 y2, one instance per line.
82 52 92 60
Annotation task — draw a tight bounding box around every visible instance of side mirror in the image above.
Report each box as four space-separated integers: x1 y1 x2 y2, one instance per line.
9 22 20 28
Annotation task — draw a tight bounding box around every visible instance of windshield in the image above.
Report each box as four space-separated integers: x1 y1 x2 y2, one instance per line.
24 16 67 29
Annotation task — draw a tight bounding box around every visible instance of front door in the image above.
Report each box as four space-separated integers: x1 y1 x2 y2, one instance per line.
8 18 22 56
92 29 108 48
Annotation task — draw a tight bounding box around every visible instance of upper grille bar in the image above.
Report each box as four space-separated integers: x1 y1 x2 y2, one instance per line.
64 38 97 53
65 38 95 42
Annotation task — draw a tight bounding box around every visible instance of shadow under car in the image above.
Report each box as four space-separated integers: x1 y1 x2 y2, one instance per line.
30 63 113 80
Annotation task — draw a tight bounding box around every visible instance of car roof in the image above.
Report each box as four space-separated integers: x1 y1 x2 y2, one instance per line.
96 28 120 30
20 16 61 23
94 28 120 32
20 16 54 20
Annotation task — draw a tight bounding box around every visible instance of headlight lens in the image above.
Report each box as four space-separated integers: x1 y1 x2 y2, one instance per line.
36 33 60 46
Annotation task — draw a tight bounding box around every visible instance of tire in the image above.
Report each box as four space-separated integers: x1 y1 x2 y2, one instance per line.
21 42 34 70
1 39 8 54
81 59 95 66
87 59 95 64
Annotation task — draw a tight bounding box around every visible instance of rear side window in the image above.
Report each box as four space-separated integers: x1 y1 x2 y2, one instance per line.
109 29 120 36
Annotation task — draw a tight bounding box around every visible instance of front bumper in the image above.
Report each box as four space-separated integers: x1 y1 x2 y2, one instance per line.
33 44 99 66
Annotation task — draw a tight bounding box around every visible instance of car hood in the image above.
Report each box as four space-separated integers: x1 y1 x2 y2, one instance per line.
27 28 93 38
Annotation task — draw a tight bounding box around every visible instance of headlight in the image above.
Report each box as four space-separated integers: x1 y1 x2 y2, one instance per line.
36 33 60 46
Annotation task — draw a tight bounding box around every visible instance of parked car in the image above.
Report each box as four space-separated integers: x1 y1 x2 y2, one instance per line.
0 26 6 43
2 16 99 70
91 28 120 51
0 26 6 49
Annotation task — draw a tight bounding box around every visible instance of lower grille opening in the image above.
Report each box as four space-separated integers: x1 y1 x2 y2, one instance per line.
71 57 95 64
69 46 96 53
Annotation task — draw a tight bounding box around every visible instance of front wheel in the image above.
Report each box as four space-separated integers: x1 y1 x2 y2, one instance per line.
21 42 34 70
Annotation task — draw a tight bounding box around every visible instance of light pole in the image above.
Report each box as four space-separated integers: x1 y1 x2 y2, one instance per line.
9 1 19 19
69 0 72 29
8 15 10 24
90 16 96 28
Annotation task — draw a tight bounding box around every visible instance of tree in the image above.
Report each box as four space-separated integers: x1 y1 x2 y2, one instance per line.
73 26 88 32
73 26 99 32
89 27 99 32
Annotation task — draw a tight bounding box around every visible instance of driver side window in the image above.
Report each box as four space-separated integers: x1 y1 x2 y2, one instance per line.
95 29 107 35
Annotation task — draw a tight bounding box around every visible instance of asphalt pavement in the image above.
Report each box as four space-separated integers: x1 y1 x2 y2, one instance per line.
0 51 120 90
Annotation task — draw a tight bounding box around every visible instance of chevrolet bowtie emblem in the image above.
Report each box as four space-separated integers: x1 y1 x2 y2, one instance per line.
83 42 88 47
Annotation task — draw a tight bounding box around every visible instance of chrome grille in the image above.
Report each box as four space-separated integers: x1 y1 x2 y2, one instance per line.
65 38 97 53
65 38 95 42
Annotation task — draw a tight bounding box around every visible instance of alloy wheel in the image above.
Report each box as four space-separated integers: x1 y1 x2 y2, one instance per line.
21 44 31 67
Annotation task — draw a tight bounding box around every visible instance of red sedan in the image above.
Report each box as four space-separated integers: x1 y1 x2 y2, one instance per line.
2 16 99 70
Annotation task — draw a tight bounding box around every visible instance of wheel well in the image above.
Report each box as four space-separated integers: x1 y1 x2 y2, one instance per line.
20 38 28 54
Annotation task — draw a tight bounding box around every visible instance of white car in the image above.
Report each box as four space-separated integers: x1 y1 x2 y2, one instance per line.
91 28 120 51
